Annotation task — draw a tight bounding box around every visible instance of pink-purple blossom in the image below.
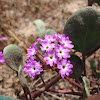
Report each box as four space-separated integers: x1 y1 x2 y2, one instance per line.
26 45 37 57
57 59 73 78
55 45 70 59
0 51 5 63
24 56 35 68
37 38 44 42
59 36 74 49
0 37 7 41
23 60 43 79
40 42 55 52
53 33 65 40
43 51 57 67
44 34 56 43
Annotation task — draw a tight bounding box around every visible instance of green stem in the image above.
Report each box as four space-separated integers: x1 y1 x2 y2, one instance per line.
18 65 32 100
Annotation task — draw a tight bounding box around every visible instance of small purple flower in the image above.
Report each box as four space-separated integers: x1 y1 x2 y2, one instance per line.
26 45 37 57
23 61 43 79
44 51 57 67
44 34 56 43
57 59 73 78
40 42 55 52
0 37 7 41
24 56 35 68
55 45 70 59
0 51 5 63
59 36 74 49
34 41 38 46
53 33 58 39
37 38 44 43
53 33 65 40
57 33 65 40
26 56 35 63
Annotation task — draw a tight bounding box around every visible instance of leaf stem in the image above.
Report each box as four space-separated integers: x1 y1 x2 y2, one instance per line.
36 54 46 65
48 89 83 96
65 77 82 89
40 74 46 85
37 49 43 57
82 53 86 76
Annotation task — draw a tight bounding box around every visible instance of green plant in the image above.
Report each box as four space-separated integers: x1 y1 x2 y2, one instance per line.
33 19 57 38
0 6 100 100
63 7 100 53
90 59 100 78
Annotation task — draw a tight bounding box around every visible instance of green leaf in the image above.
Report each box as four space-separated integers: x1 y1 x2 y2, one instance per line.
46 29 57 36
33 19 46 38
63 7 100 53
69 54 83 79
82 76 90 99
0 95 17 100
3 44 23 72
90 59 97 72
95 72 100 78
35 6 39 13
90 59 100 78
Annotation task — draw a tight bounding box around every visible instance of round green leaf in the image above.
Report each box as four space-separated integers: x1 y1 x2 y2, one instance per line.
46 29 57 36
33 19 46 38
69 54 83 78
3 44 23 72
63 7 100 53
90 59 97 72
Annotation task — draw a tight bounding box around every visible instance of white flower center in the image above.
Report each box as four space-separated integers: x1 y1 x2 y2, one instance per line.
32 67 36 72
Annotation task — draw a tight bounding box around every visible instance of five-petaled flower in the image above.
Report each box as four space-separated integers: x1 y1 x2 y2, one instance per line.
57 59 73 78
23 56 43 79
26 45 37 57
40 42 55 52
44 51 57 66
55 45 70 59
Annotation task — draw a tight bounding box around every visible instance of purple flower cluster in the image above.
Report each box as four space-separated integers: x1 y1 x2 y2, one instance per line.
24 33 74 79
24 43 43 79
0 51 5 63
